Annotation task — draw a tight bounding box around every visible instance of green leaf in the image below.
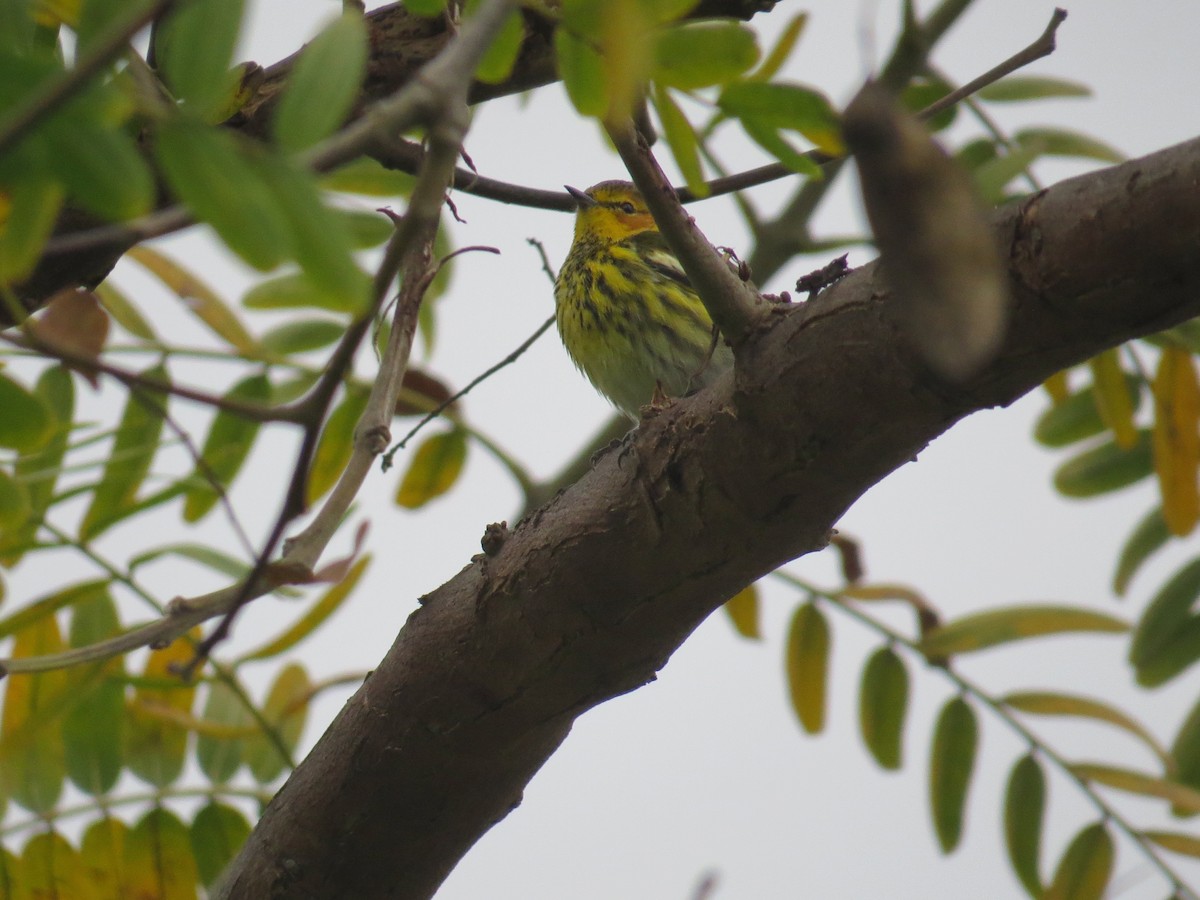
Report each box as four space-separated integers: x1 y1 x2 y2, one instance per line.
956 137 998 172
341 207 395 249
80 817 132 899
0 579 108 640
785 601 829 734
244 662 312 783
126 633 199 788
1033 376 1142 448
157 0 246 118
20 831 85 898
76 0 152 52
1015 127 1123 165
124 807 198 900
640 0 700 25
79 363 167 540
96 281 157 342
1004 691 1172 771
0 847 15 898
902 76 956 132
971 141 1041 204
129 246 259 353
239 555 370 664
183 372 271 522
0 614 68 813
721 583 760 640
0 175 62 282
0 468 30 533
63 586 125 795
321 156 415 197
0 372 51 452
555 27 606 117
1113 507 1170 596
1133 617 1200 688
653 85 706 196
1129 557 1200 666
1052 430 1153 497
196 680 253 783
191 802 252 891
274 13 368 152
40 105 155 220
717 81 842 155
1004 754 1045 898
255 156 370 307
404 0 446 15
471 5 523 84
978 75 1091 103
395 427 468 508
1071 762 1200 812
260 318 346 356
155 117 292 271
652 21 758 90
919 605 1127 658
1044 823 1112 900
858 645 907 770
307 387 369 504
1172 695 1200 799
749 12 805 83
739 116 821 177
241 270 358 313
929 696 977 854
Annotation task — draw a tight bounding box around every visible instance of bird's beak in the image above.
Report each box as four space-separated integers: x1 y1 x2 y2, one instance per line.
565 185 596 208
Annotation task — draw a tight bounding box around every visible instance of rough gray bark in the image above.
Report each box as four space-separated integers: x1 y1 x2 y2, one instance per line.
218 136 1200 899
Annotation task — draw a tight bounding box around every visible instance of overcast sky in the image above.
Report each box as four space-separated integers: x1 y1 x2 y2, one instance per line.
7 1 1200 897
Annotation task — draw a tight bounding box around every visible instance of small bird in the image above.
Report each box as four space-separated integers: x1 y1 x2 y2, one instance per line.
554 180 734 420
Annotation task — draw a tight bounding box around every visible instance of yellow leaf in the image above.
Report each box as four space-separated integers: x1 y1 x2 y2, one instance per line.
785 601 829 734
1152 346 1200 536
1143 830 1200 858
1088 349 1137 448
0 615 68 812
124 808 198 900
1071 762 1200 812
1045 823 1112 900
1042 369 1070 404
722 584 760 639
395 428 467 509
21 831 86 899
126 629 202 788
920 605 1128 658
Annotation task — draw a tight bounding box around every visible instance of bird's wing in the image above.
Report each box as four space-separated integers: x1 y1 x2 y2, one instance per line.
630 230 692 289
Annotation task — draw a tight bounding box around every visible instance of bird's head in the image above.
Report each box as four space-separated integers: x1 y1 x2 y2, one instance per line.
565 181 658 244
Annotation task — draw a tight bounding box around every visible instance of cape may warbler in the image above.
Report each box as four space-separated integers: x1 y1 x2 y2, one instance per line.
555 181 733 419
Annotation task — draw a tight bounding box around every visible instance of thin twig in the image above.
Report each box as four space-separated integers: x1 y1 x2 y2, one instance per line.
0 332 299 423
129 383 257 560
915 9 1067 124
383 314 555 468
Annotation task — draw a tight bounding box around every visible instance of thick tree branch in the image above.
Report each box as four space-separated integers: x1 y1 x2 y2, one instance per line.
218 137 1200 899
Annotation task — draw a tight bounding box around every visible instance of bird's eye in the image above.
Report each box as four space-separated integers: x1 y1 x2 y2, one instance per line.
619 202 636 215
